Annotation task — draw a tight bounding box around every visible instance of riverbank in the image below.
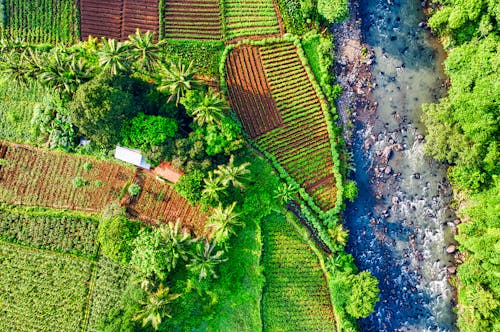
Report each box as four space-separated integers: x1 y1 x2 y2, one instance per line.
332 0 458 330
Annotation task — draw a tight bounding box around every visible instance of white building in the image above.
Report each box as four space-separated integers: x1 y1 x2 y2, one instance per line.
114 146 151 170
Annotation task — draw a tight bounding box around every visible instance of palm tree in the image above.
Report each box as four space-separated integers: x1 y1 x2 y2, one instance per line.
158 219 192 272
274 182 299 204
191 89 227 126
187 240 227 280
128 29 164 72
97 37 131 76
133 283 181 330
201 172 226 203
214 155 250 190
206 202 242 244
157 59 198 106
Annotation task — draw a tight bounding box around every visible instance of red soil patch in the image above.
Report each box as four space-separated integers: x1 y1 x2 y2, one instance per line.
225 46 283 138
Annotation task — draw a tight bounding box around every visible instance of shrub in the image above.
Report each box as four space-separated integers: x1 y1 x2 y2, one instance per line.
344 180 358 202
175 170 205 204
317 0 349 24
72 177 88 188
127 183 141 197
97 216 137 264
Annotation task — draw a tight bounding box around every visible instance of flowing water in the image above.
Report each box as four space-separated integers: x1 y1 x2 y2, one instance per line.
342 0 458 330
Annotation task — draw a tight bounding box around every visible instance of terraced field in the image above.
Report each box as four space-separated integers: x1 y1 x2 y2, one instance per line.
164 0 222 40
261 213 336 331
224 0 282 40
224 43 338 211
80 0 159 40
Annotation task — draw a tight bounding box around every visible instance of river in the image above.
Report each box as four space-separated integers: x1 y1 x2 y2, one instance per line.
334 0 458 330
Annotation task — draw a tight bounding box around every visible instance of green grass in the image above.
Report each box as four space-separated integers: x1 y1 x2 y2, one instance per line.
0 241 94 332
302 35 322 84
261 212 336 331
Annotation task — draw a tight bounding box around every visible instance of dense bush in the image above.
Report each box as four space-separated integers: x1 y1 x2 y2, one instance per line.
98 216 138 264
317 0 349 24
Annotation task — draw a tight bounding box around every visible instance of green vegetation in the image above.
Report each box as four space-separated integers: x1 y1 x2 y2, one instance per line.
262 212 337 331
318 0 349 24
0 0 79 43
223 0 281 39
424 1 499 330
0 241 94 332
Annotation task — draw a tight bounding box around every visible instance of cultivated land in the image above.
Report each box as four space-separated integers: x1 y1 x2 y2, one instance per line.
262 213 336 331
80 0 159 40
0 141 206 232
225 42 338 211
164 0 222 40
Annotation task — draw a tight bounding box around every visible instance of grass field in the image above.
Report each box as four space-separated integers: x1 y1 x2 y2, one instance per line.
261 212 336 331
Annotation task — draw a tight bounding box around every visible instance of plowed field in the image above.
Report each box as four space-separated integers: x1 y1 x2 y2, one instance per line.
225 46 282 138
80 0 159 41
164 0 222 40
126 170 209 235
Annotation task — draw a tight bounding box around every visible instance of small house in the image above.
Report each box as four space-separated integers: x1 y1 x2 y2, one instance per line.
154 161 183 183
114 146 150 170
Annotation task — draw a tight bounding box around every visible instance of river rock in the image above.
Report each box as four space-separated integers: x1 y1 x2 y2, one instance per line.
385 166 393 174
413 173 421 179
447 266 457 274
453 219 461 225
446 245 456 254
392 196 399 205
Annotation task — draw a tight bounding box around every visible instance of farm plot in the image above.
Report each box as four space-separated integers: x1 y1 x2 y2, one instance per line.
0 0 79 43
261 213 336 331
257 42 338 211
225 45 282 137
224 0 282 40
126 170 209 235
164 0 222 40
0 241 94 332
80 0 159 41
0 141 135 212
0 206 99 258
87 256 131 332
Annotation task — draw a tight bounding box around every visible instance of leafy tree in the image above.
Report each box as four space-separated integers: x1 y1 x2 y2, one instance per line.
187 240 227 280
175 169 205 203
203 117 244 156
67 74 135 147
317 0 349 23
98 216 137 264
133 283 181 330
97 38 131 76
214 155 250 190
157 59 198 106
121 112 177 150
345 271 380 318
206 202 242 244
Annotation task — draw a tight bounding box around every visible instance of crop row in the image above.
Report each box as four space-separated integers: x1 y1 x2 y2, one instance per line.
0 0 79 43
225 45 282 137
0 206 99 258
257 43 338 210
0 142 135 212
223 0 281 40
261 214 336 331
0 241 94 332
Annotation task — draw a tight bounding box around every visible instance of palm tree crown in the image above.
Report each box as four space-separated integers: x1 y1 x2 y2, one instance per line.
133 283 181 330
158 219 192 272
157 59 198 106
214 155 250 189
97 37 131 76
128 29 164 72
191 89 227 126
187 240 226 280
206 202 242 244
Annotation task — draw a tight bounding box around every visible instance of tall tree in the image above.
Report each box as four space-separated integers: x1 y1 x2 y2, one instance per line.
201 172 226 204
187 240 226 280
128 29 164 72
214 155 250 189
157 219 192 273
191 89 226 126
206 202 242 244
97 37 131 76
133 283 181 330
157 59 198 106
